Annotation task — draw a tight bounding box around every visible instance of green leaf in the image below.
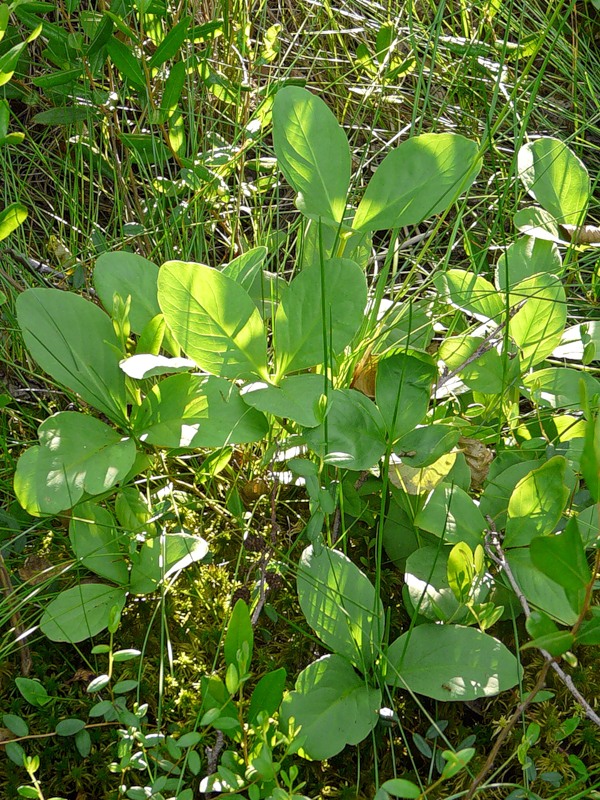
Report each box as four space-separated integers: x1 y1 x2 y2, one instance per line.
530 518 591 594
40 584 127 642
222 246 268 288
32 106 99 125
509 273 566 370
575 608 600 645
518 137 590 225
353 133 481 232
414 483 486 548
148 16 190 68
380 779 420 799
3 714 28 737
505 549 579 625
395 424 460 468
15 678 51 708
435 269 504 322
304 389 387 470
106 35 146 88
386 624 520 701
495 237 562 292
447 542 478 603
504 456 568 547
441 747 476 780
522 367 600 411
248 668 286 724
389 452 460 496
272 86 351 225
375 352 437 440
524 610 574 657
120 133 171 166
224 599 253 673
14 412 136 516
581 414 600 503
55 718 86 737
75 728 91 757
69 501 128 584
160 58 186 119
480 458 540 529
297 545 384 669
404 547 471 623
0 202 27 241
280 654 381 759
158 261 268 380
437 335 505 395
241 374 328 428
16 288 127 422
129 531 208 594
120 354 195 379
554 321 600 363
94 251 160 334
513 206 566 243
5 741 26 767
274 258 367 377
135 373 268 448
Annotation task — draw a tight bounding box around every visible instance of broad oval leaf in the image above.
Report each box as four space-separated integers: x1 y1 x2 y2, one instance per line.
513 207 566 243
386 624 520 701
353 133 481 232
495 237 562 292
504 456 568 547
280 654 381 759
404 546 483 623
506 549 579 625
530 518 591 593
69 501 129 584
272 86 351 225
14 412 136 516
135 373 268 448
274 258 367 377
241 374 328 428
157 261 268 380
120 354 196 379
553 321 600 363
304 389 387 470
248 668 287 725
40 584 127 642
509 273 566 370
297 545 384 669
129 532 208 595
375 352 437 440
221 246 268 287
518 137 590 225
94 251 160 334
415 483 486 548
438 335 505 395
16 288 127 422
435 269 504 322
522 368 600 411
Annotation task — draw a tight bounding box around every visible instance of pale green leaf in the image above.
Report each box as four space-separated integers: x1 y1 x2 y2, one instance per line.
297 545 384 669
158 261 268 380
280 654 381 759
272 86 351 225
14 412 136 516
135 373 268 448
354 133 481 232
386 624 520 701
16 288 127 422
40 584 127 642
